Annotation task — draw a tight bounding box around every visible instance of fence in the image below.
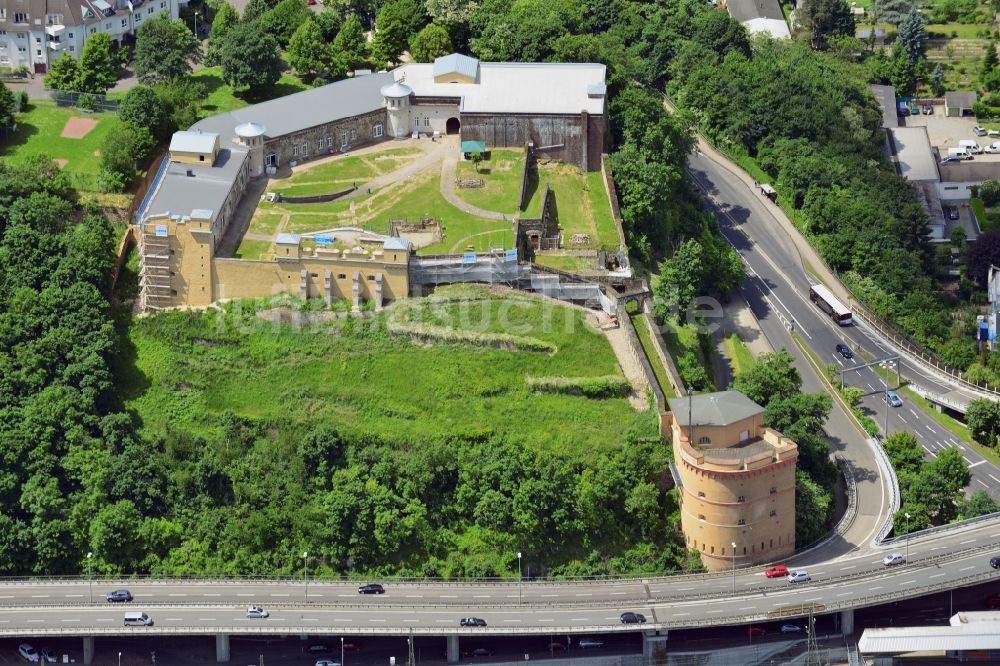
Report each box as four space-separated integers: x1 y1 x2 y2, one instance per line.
130 152 169 224
49 89 119 112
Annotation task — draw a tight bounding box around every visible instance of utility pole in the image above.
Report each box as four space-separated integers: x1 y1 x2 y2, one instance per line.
407 628 416 666
803 613 822 666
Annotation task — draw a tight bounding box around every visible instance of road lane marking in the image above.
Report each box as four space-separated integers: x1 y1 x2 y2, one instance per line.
929 573 946 579
739 606 756 611
910 409 919 418
369 619 386 622
504 620 523 623
922 445 936 457
168 594 187 597
970 460 986 468
270 594 289 597
335 619 354 622
237 593 254 597
166 618 184 621
960 539 976 544
95 619 113 622
60 619 80 622
440 595 457 598
65 594 83 598
575 593 592 597
870 587 883 591
836 593 851 597
925 425 936 434
541 594 558 597
676 587 694 591
204 593 220 597
473 595 491 598
302 618 318 622
571 618 588 621
539 619 554 622
135 594 152 597
990 474 1000 484
839 565 856 571
30 595 49 598
964 456 973 465
899 580 916 585
976 479 988 487
705 610 723 614
406 595 424 598
338 594 355 598
610 592 627 595
199 618 216 621
0 596 12 599
960 566 975 572
803 597 821 602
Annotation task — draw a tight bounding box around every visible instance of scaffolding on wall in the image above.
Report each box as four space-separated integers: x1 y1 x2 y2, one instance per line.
138 224 172 311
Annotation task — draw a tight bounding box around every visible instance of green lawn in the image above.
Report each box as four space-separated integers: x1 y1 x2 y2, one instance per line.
724 334 756 377
247 212 285 236
276 167 514 253
123 284 657 462
234 239 272 260
454 149 525 214
631 312 677 399
271 147 424 197
926 23 994 39
0 99 122 189
191 66 311 117
534 254 596 272
524 162 622 250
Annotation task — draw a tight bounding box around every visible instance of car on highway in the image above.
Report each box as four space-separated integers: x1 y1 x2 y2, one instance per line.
835 343 853 359
885 390 903 408
358 583 385 594
984 594 1000 609
470 649 492 657
342 642 362 653
40 650 56 664
882 553 906 566
460 617 487 627
315 660 340 666
308 645 331 654
763 564 789 578
991 555 1000 568
787 571 811 583
547 643 567 652
780 624 802 634
747 626 766 637
18 644 39 663
620 612 646 624
245 605 269 618
578 639 604 649
106 589 132 602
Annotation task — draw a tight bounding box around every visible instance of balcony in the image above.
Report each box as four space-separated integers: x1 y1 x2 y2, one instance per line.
47 40 61 50
44 24 65 37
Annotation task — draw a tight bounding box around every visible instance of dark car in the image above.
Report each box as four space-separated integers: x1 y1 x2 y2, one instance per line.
342 642 362 653
358 583 385 595
460 617 487 627
106 589 132 603
923 103 933 115
470 649 492 657
985 594 1000 609
620 612 647 624
308 645 331 654
835 343 853 359
747 626 766 637
991 555 1000 569
947 206 960 220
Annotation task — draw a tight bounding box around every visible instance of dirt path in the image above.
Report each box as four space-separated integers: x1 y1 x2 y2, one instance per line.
603 325 651 411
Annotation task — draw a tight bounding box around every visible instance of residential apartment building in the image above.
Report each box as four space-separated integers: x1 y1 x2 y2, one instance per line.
0 0 183 74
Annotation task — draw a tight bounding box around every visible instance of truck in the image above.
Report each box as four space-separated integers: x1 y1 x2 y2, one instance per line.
948 147 974 160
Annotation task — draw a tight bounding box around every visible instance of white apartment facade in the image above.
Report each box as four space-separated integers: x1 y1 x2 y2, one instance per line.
0 0 184 74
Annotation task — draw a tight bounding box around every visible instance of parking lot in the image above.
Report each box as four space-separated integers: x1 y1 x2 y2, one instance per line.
902 106 1000 158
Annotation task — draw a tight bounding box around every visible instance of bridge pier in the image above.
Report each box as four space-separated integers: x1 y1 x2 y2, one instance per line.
82 637 94 665
216 634 231 663
840 608 855 635
446 635 460 664
642 630 668 660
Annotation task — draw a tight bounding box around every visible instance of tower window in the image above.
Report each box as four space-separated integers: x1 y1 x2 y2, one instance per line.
737 518 746 525
698 436 711 445
770 486 777 495
738 495 745 503
769 510 776 517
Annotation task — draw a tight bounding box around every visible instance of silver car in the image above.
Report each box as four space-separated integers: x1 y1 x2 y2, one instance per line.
883 553 906 566
787 571 811 583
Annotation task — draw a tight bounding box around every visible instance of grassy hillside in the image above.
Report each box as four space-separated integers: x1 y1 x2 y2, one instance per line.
122 285 656 462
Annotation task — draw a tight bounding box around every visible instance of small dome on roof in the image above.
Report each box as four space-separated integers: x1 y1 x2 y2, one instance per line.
235 122 266 138
380 81 413 98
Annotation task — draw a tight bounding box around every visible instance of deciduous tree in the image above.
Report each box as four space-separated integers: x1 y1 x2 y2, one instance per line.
409 23 453 62
287 18 332 79
799 0 855 49
43 53 80 91
76 33 118 94
966 398 1000 446
258 0 312 47
220 22 282 93
205 2 239 66
134 13 202 83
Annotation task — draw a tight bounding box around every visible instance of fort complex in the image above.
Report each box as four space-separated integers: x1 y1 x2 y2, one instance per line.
664 391 799 571
135 53 608 311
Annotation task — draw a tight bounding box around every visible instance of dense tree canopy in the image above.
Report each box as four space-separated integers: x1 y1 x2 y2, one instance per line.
76 33 118 94
134 13 202 83
220 22 282 93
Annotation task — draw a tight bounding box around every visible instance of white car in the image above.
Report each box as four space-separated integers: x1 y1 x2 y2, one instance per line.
780 624 802 633
315 661 341 666
986 142 1000 153
787 571 811 583
975 125 987 136
18 644 39 663
245 605 269 618
41 651 57 664
883 553 906 566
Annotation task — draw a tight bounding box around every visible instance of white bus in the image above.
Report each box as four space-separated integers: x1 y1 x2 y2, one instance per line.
809 284 853 326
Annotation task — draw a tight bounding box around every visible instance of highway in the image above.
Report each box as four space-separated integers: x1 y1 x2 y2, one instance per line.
0 515 997 637
687 145 1000 503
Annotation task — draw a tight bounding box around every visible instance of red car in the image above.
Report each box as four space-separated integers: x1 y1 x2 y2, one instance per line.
764 564 789 578
342 643 362 653
747 626 766 637
985 594 1000 609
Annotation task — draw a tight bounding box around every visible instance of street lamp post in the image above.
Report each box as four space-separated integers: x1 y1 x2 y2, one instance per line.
517 552 522 605
193 11 200 37
731 542 737 594
87 551 93 604
303 551 308 601
904 512 911 562
118 651 121 666
879 359 897 436
341 636 344 666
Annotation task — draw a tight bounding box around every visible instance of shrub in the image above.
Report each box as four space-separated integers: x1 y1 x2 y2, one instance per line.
526 375 631 398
